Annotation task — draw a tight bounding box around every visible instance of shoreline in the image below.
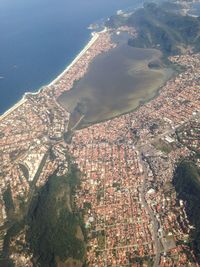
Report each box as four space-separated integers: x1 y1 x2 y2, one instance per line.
0 28 106 121
77 67 175 130
48 30 103 87
0 97 27 122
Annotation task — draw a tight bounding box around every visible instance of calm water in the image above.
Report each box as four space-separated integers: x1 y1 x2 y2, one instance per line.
58 45 173 126
192 2 200 15
0 0 142 114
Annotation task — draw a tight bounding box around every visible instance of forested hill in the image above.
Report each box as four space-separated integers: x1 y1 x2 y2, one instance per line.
173 160 200 263
107 2 200 55
26 165 86 267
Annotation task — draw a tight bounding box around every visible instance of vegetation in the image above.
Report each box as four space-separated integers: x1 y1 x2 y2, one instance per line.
129 255 153 266
173 160 200 262
26 166 86 267
0 259 14 267
19 163 29 181
63 130 73 144
0 132 5 139
154 139 173 154
31 152 49 187
97 230 105 249
3 186 15 216
107 2 200 56
3 220 25 258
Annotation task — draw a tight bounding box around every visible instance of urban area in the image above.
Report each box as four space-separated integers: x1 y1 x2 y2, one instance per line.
0 11 200 267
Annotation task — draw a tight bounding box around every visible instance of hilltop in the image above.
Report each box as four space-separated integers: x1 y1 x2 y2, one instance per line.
107 2 200 55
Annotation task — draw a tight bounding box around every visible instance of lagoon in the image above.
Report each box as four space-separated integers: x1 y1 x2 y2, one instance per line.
58 45 173 127
0 0 141 114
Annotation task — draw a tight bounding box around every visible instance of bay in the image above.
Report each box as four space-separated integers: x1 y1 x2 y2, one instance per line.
0 0 141 114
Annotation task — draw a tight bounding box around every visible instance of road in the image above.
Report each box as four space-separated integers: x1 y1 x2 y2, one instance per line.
135 112 200 266
138 150 162 267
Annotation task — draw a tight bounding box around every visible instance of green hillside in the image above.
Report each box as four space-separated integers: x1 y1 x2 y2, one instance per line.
173 160 200 262
107 2 200 55
26 165 86 267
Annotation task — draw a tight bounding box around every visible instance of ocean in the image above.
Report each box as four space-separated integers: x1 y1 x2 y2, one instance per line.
0 0 141 114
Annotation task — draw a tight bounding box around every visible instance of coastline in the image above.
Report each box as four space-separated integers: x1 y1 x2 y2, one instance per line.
0 98 27 122
49 30 104 86
0 28 106 121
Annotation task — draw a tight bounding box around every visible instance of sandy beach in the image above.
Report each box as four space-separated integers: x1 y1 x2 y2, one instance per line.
0 29 106 121
49 31 101 86
0 97 27 122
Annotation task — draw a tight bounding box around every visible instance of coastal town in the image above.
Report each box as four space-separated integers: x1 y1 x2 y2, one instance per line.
0 15 200 267
0 28 115 210
69 51 200 266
